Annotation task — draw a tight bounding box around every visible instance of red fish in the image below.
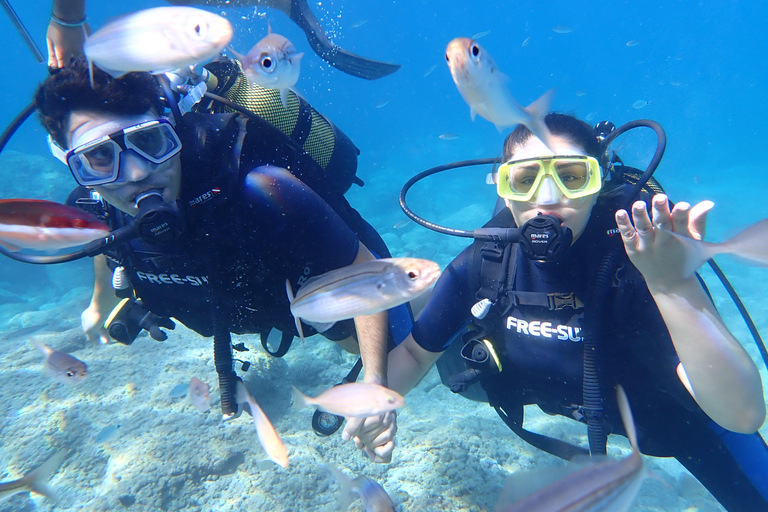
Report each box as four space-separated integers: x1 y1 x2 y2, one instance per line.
0 199 110 252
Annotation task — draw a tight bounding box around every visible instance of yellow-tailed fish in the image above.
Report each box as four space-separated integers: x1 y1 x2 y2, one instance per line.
31 339 87 385
445 37 555 150
292 383 404 418
0 451 67 503
323 462 396 512
84 7 232 78
496 386 646 512
235 381 289 468
228 23 304 109
285 257 440 341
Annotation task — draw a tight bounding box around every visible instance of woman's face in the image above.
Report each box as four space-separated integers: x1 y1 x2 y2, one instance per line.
503 134 599 242
67 110 182 215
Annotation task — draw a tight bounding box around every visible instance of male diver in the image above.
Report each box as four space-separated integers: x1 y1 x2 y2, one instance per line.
350 113 768 511
34 56 410 449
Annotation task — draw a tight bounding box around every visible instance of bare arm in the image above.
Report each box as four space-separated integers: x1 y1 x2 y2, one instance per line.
350 243 389 386
48 0 89 69
81 254 121 344
387 333 444 395
616 195 765 433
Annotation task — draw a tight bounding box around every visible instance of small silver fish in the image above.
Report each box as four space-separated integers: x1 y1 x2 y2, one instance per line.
552 25 573 34
0 451 66 503
189 377 210 413
350 20 368 29
496 386 646 512
375 99 391 108
632 100 649 109
626 40 640 47
285 257 440 341
84 7 232 78
235 381 289 468
229 23 304 109
445 37 556 150
439 133 460 140
324 463 396 512
575 90 587 97
472 29 492 39
32 340 87 385
522 36 531 47
292 383 404 418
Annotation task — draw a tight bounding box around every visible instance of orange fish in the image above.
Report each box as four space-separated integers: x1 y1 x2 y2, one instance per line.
236 381 289 468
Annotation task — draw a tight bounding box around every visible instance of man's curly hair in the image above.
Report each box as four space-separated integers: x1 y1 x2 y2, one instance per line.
36 58 164 148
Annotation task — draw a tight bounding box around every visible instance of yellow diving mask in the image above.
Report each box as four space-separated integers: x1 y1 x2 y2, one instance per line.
497 155 602 201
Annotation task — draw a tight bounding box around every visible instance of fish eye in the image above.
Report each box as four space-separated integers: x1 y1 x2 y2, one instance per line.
387 397 395 404
191 19 208 39
471 44 480 57
261 56 273 69
445 53 450 62
67 371 75 377
407 269 420 280
73 219 86 229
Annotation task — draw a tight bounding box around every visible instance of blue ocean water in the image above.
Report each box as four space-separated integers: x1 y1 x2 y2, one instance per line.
1 1 767 510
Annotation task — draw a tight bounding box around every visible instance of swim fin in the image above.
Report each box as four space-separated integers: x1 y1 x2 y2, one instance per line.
287 0 401 80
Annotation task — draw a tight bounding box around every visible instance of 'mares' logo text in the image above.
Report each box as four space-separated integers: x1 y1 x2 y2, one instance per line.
506 315 583 342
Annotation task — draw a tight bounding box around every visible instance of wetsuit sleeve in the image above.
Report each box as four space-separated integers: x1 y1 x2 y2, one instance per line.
239 165 359 275
411 246 475 352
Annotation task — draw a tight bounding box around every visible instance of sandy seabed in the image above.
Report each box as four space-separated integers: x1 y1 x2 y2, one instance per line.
0 281 740 512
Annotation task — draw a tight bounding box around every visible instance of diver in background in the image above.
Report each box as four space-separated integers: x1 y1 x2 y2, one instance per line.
46 0 400 78
34 56 410 448
351 113 768 511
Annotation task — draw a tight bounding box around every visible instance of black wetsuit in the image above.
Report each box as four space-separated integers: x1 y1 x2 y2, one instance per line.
412 196 768 512
106 113 412 346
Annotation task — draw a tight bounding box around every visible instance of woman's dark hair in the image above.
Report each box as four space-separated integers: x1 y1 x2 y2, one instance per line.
35 58 164 148
502 113 602 161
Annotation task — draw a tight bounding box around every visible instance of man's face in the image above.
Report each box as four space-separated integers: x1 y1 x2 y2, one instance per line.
67 110 182 215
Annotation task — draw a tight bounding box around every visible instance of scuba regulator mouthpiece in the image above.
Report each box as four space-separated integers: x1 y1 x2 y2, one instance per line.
472 214 573 262
133 192 184 246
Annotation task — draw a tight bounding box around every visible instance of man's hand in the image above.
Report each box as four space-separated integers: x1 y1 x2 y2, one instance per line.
81 301 110 345
342 411 397 463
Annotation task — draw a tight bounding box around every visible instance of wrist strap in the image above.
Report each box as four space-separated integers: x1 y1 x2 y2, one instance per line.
50 12 87 27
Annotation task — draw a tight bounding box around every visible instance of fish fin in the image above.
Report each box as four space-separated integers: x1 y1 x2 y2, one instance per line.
0 240 22 252
469 106 478 122
30 338 51 356
291 386 310 408
227 45 246 62
616 385 638 452
495 462 589 509
279 88 290 109
320 461 356 510
291 52 305 65
22 450 67 502
522 87 557 151
268 21 273 35
305 320 335 333
721 217 768 266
